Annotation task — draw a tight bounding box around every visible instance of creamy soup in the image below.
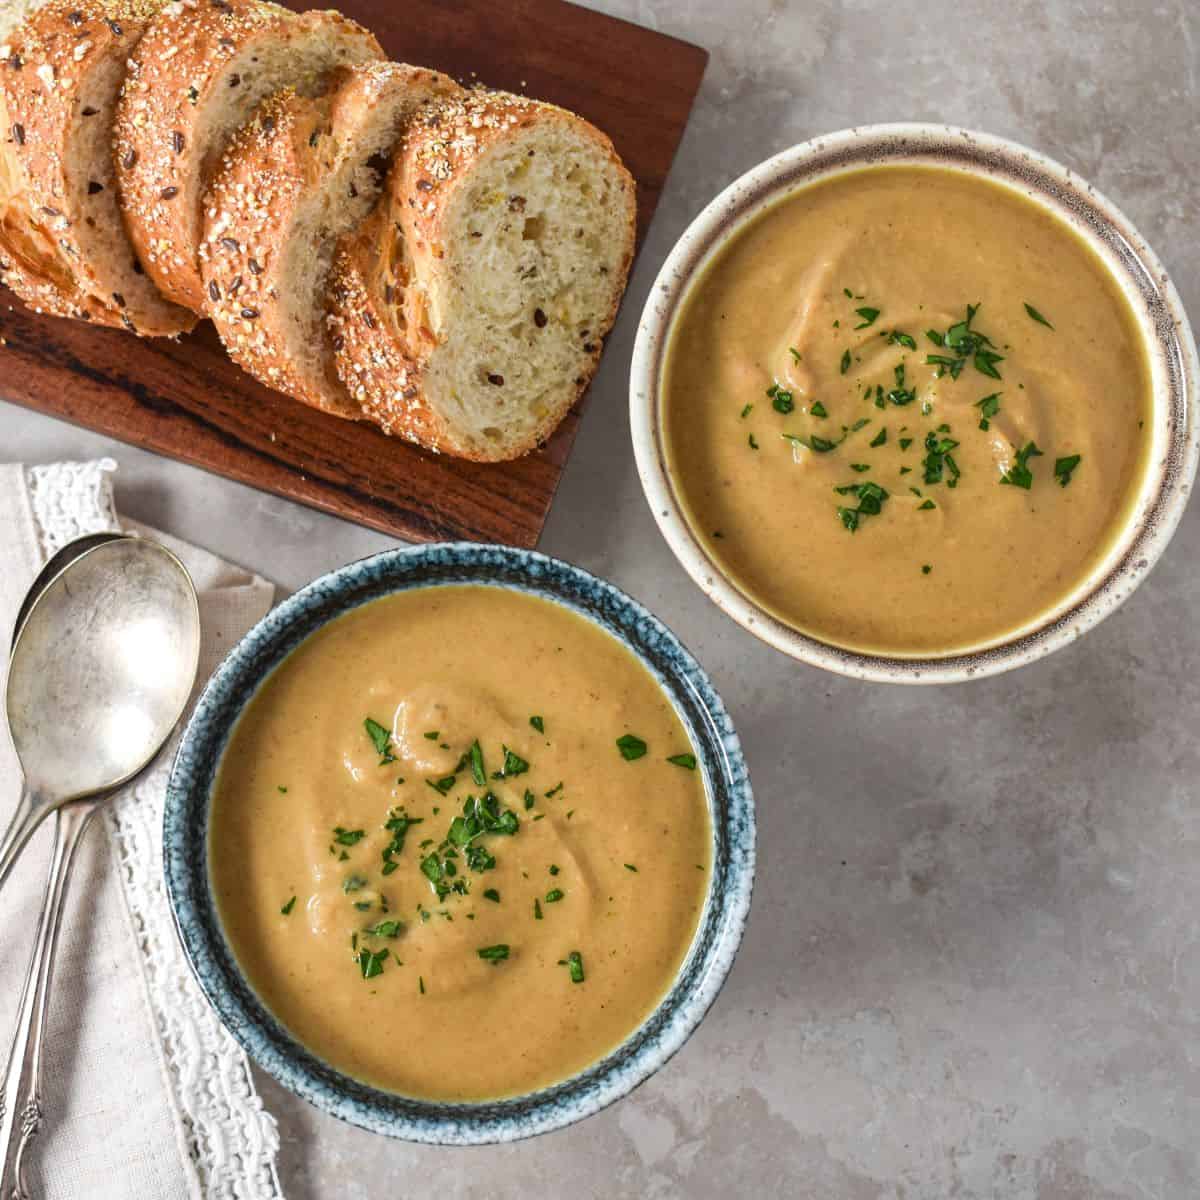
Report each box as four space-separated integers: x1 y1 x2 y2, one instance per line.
210 585 710 1101
663 166 1153 656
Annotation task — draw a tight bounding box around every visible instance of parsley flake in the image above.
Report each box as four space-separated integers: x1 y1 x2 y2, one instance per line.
616 734 647 761
1054 454 1081 487
999 441 1043 489
1024 302 1054 329
363 717 395 764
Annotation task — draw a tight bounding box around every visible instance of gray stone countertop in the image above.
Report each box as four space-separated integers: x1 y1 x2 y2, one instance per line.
3 0 1198 1195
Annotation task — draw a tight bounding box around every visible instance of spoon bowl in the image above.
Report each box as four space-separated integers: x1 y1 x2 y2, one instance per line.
7 536 201 805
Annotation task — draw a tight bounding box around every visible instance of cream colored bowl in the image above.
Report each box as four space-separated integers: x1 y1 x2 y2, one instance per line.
630 124 1199 684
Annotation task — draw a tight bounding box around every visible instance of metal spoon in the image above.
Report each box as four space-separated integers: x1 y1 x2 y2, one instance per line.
0 536 200 1198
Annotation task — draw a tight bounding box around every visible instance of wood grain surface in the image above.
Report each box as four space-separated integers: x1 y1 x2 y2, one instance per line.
0 0 707 547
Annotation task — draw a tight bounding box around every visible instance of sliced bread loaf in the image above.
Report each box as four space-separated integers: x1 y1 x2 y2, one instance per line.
115 0 382 314
0 0 195 334
326 89 637 461
201 62 459 418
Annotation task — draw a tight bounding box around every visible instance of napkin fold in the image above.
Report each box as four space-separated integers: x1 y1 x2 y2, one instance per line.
0 460 284 1200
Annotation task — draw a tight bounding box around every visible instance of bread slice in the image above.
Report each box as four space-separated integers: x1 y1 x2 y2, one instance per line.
0 0 194 334
327 89 637 461
201 62 459 418
115 1 382 314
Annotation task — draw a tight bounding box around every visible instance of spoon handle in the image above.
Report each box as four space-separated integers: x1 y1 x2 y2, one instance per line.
0 786 47 897
0 801 97 1200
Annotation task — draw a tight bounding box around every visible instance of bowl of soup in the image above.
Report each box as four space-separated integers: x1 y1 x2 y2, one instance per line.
164 544 753 1143
631 124 1199 682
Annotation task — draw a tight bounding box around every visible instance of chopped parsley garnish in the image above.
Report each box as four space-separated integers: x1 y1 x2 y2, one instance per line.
999 441 1043 489
426 775 457 796
530 715 545 733
1024 302 1054 329
544 781 564 798
363 717 395 765
835 481 889 533
870 428 887 448
281 896 297 916
783 432 837 453
560 951 585 984
922 431 961 487
975 392 1001 430
624 863 638 872
789 346 802 363
767 382 795 414
381 808 421 876
810 401 828 419
899 437 913 450
748 433 759 450
549 865 560 875
421 790 520 900
740 403 753 419
1054 454 1081 487
419 976 426 994
523 789 536 811
926 304 1003 380
782 417 868 456
423 730 440 740
357 947 388 979
889 330 917 350
493 746 529 778
840 349 851 375
477 944 510 963
854 306 881 329
333 826 365 846
534 898 543 919
277 785 288 794
666 753 697 770
343 874 368 894
483 888 501 903
918 499 936 511
884 362 916 408
364 919 403 938
922 564 933 575
545 888 564 903
850 463 871 473
616 734 647 761
468 740 486 786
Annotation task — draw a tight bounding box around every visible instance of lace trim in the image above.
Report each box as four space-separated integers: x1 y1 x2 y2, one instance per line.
24 461 284 1200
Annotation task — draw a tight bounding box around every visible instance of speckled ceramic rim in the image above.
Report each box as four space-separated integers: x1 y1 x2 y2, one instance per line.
163 543 754 1144
631 124 1200 684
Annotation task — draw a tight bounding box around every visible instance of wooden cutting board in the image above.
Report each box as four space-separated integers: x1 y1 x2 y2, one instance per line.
0 1 706 546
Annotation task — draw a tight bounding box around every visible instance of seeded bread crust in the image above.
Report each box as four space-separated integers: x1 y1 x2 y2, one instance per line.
115 0 382 313
0 0 195 333
201 61 458 418
328 89 636 461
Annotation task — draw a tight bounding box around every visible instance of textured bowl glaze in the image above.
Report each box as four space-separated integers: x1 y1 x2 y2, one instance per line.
631 124 1200 683
164 544 754 1144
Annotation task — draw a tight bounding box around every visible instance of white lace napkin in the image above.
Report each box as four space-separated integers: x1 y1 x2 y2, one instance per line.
0 459 284 1200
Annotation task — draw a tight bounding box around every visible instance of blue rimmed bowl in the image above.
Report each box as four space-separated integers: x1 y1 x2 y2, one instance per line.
164 543 755 1144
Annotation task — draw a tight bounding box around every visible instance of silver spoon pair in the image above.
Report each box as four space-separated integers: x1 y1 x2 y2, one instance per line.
0 535 200 1198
